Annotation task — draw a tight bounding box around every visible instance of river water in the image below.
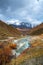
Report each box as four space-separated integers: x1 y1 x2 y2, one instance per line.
13 36 31 56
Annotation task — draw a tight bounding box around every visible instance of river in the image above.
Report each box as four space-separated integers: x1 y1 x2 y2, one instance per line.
13 36 31 56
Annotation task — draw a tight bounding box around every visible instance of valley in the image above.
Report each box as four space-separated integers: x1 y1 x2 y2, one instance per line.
0 20 43 65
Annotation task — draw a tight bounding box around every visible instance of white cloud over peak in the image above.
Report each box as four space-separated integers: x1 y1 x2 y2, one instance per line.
7 19 21 25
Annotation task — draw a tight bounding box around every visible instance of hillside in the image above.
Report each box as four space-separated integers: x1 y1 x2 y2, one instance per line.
0 20 21 39
28 23 43 35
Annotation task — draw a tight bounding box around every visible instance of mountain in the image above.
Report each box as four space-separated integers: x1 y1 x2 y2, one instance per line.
28 23 43 35
0 20 21 39
10 22 32 29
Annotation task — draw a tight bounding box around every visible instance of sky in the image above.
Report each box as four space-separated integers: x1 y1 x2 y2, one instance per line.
0 0 43 25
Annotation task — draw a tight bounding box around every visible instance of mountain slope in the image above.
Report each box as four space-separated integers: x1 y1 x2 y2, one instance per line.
28 23 43 35
0 20 21 39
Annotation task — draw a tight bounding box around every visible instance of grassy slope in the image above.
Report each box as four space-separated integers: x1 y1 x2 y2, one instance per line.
0 20 21 39
28 23 43 35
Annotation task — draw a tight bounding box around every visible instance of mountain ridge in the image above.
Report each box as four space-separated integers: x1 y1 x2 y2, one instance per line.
10 22 32 29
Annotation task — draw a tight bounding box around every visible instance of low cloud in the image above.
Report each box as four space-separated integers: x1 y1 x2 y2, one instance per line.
7 19 21 25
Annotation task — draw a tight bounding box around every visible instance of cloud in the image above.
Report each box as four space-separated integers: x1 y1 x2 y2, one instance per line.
23 15 41 25
0 0 43 25
0 14 5 20
0 0 24 13
7 19 21 25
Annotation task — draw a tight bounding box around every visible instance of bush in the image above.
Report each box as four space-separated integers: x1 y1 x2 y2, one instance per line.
0 42 17 65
